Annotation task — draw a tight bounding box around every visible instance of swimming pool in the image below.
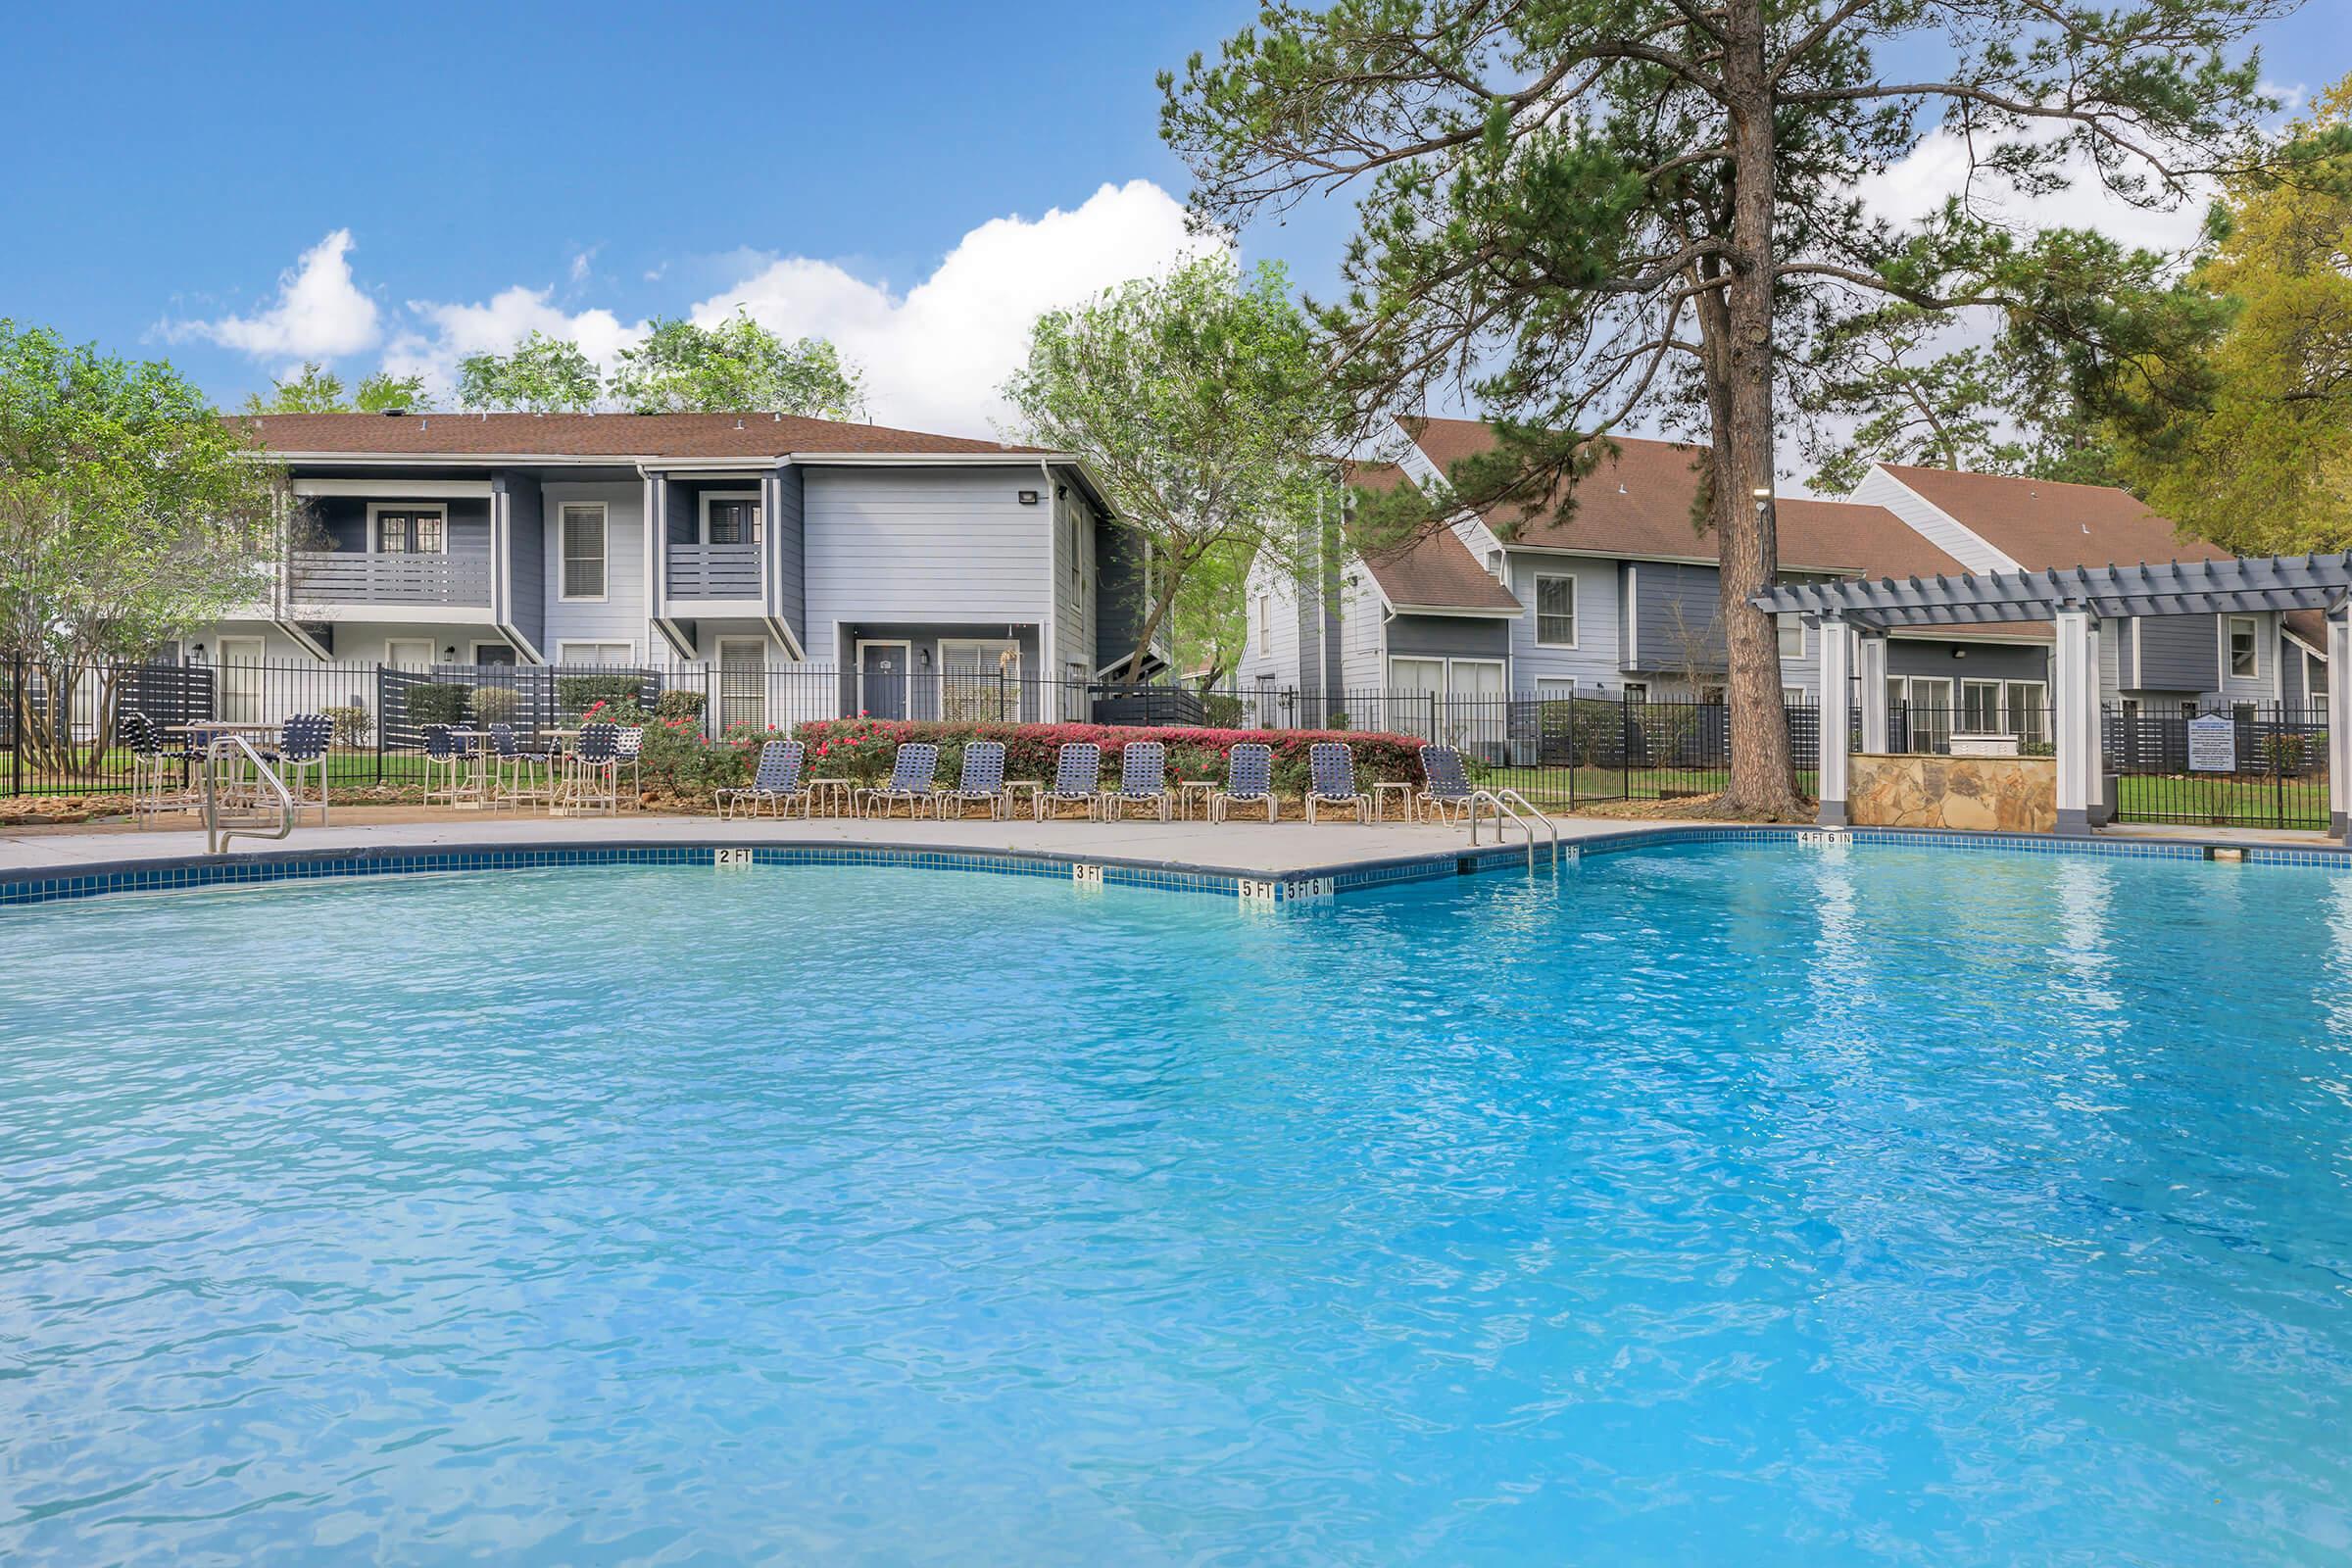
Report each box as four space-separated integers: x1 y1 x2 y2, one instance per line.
3 841 2347 1563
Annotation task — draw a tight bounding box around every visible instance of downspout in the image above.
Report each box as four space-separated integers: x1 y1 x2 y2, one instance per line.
1040 457 1058 720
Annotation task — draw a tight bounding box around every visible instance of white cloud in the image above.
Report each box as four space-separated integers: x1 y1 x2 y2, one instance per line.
381 285 644 399
175 182 1218 432
1855 125 2212 255
691 179 1222 436
168 228 382 360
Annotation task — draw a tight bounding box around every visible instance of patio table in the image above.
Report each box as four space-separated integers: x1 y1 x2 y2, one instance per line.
1175 780 1219 820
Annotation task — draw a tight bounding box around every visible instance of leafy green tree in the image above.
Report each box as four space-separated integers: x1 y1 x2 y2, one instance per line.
243 362 430 414
2115 76 2352 553
1003 255 1349 681
608 311 866 418
1162 0 2283 816
456 330 603 413
0 321 282 771
1799 309 2027 492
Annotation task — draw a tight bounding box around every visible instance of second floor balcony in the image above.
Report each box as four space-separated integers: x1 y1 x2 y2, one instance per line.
665 542 760 599
286 550 493 609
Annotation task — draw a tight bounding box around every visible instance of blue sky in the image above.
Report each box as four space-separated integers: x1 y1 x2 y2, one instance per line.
2 1 2342 437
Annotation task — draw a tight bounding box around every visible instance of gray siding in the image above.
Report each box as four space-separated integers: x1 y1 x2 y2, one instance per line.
497 471 546 659
2132 613 2219 693
1387 613 1509 661
1499 553 1622 693
803 468 1056 682
540 479 650 663
1888 639 2048 682
1096 519 1150 674
767 465 807 650
1627 562 1726 672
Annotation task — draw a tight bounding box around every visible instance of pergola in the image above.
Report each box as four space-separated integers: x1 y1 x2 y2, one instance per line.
1753 554 2352 841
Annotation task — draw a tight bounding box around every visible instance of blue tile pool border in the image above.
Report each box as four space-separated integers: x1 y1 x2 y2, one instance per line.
2 822 2346 911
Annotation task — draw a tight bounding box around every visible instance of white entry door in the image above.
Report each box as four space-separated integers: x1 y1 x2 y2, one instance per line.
217 635 266 723
1447 658 1507 758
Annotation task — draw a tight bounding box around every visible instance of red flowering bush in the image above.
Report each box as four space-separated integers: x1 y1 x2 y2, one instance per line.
789 717 1429 792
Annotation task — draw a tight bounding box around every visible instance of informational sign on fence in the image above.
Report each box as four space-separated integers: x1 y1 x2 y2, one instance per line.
2186 715 2237 773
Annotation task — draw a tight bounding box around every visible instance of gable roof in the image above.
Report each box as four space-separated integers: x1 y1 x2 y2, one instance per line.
1396 416 1944 577
229 411 1050 462
1361 530 1523 612
1873 464 2227 570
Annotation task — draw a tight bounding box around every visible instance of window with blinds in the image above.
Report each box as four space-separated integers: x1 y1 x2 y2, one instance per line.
561 504 606 600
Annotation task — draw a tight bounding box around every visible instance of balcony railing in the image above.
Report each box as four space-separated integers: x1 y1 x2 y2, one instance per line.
666 543 760 599
286 550 492 607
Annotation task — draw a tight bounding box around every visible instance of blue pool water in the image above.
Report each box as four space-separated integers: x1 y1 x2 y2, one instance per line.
2 842 2349 1564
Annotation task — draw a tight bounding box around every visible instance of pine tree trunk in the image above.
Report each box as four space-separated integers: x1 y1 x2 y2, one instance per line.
1707 0 1801 818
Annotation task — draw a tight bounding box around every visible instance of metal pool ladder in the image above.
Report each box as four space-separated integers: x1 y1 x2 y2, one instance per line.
1467 787 1560 870
201 733 297 855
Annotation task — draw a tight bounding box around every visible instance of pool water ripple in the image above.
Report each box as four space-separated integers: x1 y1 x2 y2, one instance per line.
1 843 2348 1563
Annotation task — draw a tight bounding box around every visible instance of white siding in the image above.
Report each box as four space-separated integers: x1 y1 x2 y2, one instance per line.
804 467 1054 662
1850 468 2017 572
1340 568 1385 691
540 479 652 665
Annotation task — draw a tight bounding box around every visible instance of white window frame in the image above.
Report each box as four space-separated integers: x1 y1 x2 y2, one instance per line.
558 501 608 603
713 635 769 732
1533 571 1578 647
368 502 447 556
699 490 761 547
384 637 436 670
1960 677 2003 731
556 640 636 667
2225 614 2260 679
1777 613 1806 660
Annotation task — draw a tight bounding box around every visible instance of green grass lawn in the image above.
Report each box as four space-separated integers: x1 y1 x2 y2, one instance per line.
2112 773 2331 830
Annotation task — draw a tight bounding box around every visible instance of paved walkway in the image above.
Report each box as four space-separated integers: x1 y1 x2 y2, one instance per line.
0 808 1687 881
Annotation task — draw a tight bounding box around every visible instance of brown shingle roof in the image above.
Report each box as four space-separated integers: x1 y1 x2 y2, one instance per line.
230 411 1049 460
1399 417 1961 576
1874 464 2226 569
1361 530 1522 612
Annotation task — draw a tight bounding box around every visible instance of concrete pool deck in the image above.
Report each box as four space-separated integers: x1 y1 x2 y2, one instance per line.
0 808 1695 883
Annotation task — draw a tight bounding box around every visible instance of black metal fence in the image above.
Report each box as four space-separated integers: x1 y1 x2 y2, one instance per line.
6 660 1848 808
1879 702 2056 758
2105 701 2331 830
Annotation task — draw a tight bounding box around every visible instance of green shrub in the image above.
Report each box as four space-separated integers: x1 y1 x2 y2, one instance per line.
470 685 520 726
322 704 370 747
654 688 707 722
791 717 1430 793
402 683 469 728
557 673 644 717
1202 693 1245 728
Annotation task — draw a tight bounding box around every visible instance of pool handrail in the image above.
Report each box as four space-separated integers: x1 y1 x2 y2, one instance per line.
1467 787 1558 870
201 732 297 856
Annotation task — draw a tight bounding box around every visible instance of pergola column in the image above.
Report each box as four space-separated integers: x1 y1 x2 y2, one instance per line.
2329 606 2350 842
1817 614 1852 827
2086 617 2111 826
1855 630 1889 755
2054 607 2096 835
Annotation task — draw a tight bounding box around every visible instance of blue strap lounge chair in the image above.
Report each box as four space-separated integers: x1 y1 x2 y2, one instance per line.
278 712 334 823
938 740 1006 819
121 710 195 825
1101 740 1171 822
490 722 558 808
1209 741 1277 823
422 724 466 808
861 742 940 818
564 722 622 814
1304 742 1372 824
717 739 808 819
1037 742 1101 821
1417 744 1476 825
